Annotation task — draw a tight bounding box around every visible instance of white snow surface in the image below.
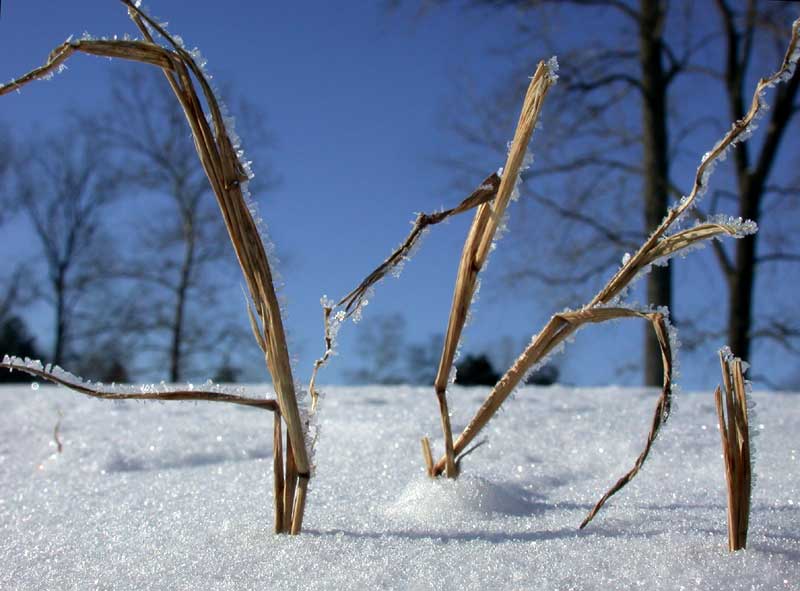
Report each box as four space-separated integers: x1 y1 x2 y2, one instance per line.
1 384 798 590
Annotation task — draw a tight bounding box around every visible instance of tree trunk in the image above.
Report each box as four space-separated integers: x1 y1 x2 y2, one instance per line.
639 0 672 386
53 268 67 367
169 219 195 382
725 47 799 361
729 233 755 362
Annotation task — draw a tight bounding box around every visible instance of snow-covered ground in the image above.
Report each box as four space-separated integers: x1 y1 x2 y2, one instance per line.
1 383 798 590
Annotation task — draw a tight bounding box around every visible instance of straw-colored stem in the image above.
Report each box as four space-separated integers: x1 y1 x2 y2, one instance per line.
430 60 556 478
420 437 434 477
732 360 751 546
431 315 571 473
714 385 738 551
716 352 751 551
283 434 298 528
435 388 458 478
0 360 279 412
589 18 800 309
434 202 493 394
308 172 501 409
430 309 673 529
273 412 285 534
0 0 313 533
125 0 312 490
290 475 309 535
424 19 800 522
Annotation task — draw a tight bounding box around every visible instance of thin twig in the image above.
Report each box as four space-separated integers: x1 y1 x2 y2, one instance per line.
53 410 64 454
308 172 501 410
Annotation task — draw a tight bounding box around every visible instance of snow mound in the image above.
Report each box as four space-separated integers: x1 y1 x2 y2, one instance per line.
387 474 538 525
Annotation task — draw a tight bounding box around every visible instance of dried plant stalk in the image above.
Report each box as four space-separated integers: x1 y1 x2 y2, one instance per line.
308 172 501 410
1 359 279 412
714 351 752 552
427 308 672 528
426 18 799 527
431 60 557 477
284 436 298 529
291 475 310 534
0 0 310 533
273 413 286 534
420 436 434 477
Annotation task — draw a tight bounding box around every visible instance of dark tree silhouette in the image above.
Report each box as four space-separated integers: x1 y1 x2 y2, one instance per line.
455 353 500 386
0 316 40 383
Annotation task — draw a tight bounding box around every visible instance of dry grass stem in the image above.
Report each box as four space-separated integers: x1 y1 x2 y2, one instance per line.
431 60 556 477
428 308 673 529
421 437 434 477
273 413 286 534
715 351 752 551
284 436 298 530
0 0 309 532
1 359 279 412
424 19 799 525
589 19 799 309
291 475 310 535
3 0 796 540
308 172 501 410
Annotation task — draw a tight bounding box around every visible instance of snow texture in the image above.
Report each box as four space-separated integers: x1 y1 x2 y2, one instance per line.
2 383 797 590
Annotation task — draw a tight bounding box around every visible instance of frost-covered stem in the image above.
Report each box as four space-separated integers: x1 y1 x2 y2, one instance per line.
431 309 674 529
435 389 458 478
283 435 298 529
589 17 800 308
123 2 312 528
309 305 334 413
715 350 752 551
0 359 279 411
427 35 798 503
0 0 312 532
273 412 285 534
308 172 501 408
124 0 309 456
290 475 309 535
430 60 556 478
432 315 571 475
420 437 434 477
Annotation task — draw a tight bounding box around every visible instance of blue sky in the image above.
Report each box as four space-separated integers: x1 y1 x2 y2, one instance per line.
1 1 797 390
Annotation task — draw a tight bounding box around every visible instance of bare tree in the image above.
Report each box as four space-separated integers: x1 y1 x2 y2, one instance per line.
434 0 799 384
713 1 800 364
86 68 274 382
12 123 121 367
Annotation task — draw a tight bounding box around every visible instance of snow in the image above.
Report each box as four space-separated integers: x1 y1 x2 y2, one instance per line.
1 383 798 589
